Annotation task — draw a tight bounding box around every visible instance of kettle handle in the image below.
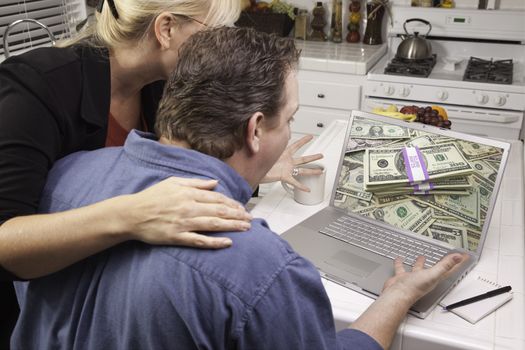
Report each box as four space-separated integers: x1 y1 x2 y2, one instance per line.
403 18 432 37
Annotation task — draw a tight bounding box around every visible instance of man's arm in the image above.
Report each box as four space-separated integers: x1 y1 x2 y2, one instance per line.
237 255 383 350
350 254 468 349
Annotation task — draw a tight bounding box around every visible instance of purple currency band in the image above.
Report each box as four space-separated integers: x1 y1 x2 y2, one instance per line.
402 146 429 185
414 182 434 191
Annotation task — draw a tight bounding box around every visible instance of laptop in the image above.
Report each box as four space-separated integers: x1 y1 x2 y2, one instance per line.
281 110 511 318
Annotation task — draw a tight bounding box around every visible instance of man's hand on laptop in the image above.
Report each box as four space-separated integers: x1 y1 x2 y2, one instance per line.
350 253 469 349
382 253 470 306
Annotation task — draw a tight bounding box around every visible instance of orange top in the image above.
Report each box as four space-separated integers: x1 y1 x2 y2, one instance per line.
105 112 148 147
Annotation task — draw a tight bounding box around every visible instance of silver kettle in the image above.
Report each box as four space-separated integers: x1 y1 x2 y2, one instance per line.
396 18 433 60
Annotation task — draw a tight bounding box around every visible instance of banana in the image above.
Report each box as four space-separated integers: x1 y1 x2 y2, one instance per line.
373 110 417 121
386 104 398 113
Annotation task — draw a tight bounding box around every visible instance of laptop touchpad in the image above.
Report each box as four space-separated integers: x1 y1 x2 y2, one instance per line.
325 251 380 278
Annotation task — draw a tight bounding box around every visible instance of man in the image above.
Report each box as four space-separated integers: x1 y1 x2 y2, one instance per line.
12 27 466 349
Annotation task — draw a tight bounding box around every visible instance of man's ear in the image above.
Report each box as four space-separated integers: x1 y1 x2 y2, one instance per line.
154 12 175 50
246 112 265 155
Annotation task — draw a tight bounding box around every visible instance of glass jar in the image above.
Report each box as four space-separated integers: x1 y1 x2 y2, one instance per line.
294 10 308 40
363 1 385 45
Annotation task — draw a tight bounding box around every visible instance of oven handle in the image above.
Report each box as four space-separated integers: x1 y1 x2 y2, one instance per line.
450 112 520 124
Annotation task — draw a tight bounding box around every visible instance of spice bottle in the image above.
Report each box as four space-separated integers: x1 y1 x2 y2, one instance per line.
330 0 343 43
310 2 327 41
294 9 308 40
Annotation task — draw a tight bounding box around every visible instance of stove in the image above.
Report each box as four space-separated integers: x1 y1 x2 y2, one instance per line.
463 57 513 84
384 55 437 78
364 6 525 140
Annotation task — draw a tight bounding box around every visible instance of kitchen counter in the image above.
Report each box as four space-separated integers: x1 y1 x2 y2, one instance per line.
296 41 387 75
251 120 525 350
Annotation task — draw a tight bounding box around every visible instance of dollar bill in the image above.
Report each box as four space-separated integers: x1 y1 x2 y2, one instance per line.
409 188 481 227
356 201 434 235
364 143 473 188
334 193 371 212
351 119 411 140
346 138 398 153
405 135 436 148
366 176 472 193
484 158 502 171
337 187 373 202
431 208 451 219
337 163 373 202
470 172 493 215
383 140 408 148
334 192 345 203
431 135 456 144
456 140 502 161
373 194 410 207
466 228 482 251
428 222 468 249
434 218 482 252
409 208 436 235
346 151 364 164
470 159 498 185
375 188 470 197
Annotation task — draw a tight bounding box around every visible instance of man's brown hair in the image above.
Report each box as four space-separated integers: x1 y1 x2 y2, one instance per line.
155 27 300 159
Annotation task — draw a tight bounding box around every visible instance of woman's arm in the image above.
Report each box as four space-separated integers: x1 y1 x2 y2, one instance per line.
0 56 251 281
0 177 251 280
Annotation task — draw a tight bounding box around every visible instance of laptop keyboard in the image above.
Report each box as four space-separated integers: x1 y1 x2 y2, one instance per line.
320 215 450 268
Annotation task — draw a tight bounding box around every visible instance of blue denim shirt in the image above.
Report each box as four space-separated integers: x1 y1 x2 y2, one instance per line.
12 131 381 350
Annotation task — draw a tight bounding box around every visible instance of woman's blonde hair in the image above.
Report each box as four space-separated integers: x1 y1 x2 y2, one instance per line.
58 0 240 48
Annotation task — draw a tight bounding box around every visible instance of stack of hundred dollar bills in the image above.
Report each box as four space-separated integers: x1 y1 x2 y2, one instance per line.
336 116 503 252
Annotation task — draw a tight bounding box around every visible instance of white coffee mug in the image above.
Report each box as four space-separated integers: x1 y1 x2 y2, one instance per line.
281 163 326 205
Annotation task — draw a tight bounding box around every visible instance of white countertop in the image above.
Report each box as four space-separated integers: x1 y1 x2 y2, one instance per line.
296 41 387 75
251 120 525 350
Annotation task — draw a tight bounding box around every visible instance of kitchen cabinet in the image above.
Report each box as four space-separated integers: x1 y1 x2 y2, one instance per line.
295 70 364 135
293 41 386 139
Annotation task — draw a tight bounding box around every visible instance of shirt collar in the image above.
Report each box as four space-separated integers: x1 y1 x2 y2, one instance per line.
123 130 253 204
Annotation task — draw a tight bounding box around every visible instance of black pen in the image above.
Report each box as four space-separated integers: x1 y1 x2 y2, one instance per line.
444 285 512 311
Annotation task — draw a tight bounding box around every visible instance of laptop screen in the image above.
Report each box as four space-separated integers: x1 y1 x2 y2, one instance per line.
334 113 508 253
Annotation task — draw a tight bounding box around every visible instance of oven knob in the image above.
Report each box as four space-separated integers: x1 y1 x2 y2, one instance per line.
494 95 507 106
476 94 489 105
400 87 411 97
436 90 448 101
384 85 395 96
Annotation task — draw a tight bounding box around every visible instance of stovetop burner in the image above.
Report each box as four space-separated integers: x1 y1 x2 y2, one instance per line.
384 55 437 78
463 57 513 84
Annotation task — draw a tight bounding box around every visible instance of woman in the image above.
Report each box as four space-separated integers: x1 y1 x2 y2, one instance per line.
0 0 322 337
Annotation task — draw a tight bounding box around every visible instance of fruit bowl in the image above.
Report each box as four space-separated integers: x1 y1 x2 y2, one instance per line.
372 104 452 129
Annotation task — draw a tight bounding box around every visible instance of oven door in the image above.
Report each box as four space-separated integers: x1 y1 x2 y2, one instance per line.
362 97 524 140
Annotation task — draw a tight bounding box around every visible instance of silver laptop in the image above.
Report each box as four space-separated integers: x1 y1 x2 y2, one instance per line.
281 110 511 318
